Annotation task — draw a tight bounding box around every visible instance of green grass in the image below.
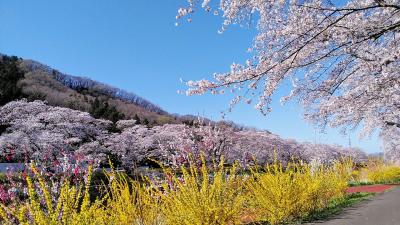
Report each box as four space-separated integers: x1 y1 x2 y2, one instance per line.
348 181 376 187
299 192 374 223
349 179 400 187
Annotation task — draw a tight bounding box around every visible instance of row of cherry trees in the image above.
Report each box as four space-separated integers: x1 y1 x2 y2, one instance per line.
0 100 369 172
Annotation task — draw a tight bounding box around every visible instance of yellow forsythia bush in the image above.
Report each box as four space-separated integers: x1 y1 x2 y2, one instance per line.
0 159 353 225
363 160 400 184
158 159 247 225
0 165 109 225
246 160 350 225
105 171 163 225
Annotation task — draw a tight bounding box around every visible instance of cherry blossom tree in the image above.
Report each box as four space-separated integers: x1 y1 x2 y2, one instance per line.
227 130 366 165
105 124 159 169
381 126 400 164
301 142 367 164
106 122 235 169
178 0 400 160
155 122 235 167
0 100 111 170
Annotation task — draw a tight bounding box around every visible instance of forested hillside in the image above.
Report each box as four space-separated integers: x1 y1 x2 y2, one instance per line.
0 54 178 125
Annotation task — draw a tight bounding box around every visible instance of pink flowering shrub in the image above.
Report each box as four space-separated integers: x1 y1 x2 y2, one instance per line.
0 184 11 203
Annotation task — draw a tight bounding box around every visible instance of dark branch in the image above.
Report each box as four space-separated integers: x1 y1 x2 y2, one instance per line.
386 121 400 128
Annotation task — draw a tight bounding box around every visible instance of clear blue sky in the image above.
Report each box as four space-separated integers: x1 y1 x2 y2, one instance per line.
0 0 380 153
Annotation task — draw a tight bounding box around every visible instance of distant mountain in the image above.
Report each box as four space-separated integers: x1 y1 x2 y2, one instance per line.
1 54 180 125
22 59 167 114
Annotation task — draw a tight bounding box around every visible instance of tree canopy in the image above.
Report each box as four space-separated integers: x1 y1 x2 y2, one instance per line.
178 0 400 160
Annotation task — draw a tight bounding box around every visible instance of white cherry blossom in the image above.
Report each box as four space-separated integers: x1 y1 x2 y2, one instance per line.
178 0 400 160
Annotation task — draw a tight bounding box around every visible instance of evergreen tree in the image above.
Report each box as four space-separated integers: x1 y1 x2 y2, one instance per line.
133 114 141 124
89 98 125 123
0 56 24 105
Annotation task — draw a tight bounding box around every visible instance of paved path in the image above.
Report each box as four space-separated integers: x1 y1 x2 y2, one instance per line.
308 186 400 225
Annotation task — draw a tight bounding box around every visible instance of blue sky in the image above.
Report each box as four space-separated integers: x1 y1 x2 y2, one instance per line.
0 0 380 153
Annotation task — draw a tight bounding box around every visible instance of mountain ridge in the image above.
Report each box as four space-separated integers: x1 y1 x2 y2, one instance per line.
21 58 168 115
1 54 250 130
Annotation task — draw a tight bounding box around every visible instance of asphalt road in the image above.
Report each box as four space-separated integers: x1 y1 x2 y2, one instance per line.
307 186 400 225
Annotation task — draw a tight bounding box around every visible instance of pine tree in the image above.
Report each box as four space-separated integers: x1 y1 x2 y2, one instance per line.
0 56 24 105
133 114 141 124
